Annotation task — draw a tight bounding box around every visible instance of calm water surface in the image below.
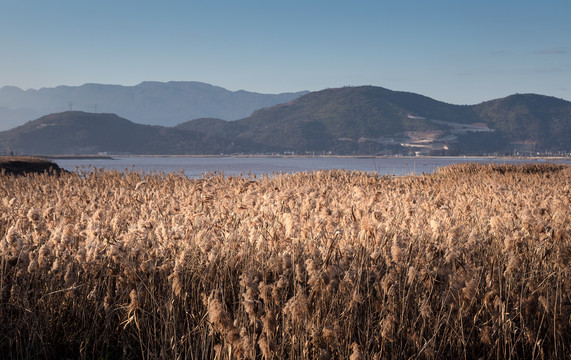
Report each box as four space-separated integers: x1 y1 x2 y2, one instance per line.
53 156 571 178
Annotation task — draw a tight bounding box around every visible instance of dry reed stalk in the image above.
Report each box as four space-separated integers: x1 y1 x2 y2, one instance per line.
0 163 568 359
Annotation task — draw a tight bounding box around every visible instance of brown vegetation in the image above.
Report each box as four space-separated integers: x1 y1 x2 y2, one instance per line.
0 163 570 359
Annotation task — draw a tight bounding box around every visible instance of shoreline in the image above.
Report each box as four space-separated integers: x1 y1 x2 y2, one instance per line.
0 156 67 175
29 154 571 161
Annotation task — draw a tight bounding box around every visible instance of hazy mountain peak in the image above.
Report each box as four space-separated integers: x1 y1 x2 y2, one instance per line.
0 81 309 131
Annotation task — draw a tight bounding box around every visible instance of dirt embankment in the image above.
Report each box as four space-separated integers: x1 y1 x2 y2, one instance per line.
0 156 67 176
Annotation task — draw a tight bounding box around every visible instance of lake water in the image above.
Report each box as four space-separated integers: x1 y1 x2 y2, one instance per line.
53 156 571 178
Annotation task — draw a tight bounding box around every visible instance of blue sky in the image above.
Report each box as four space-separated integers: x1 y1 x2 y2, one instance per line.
1 0 570 104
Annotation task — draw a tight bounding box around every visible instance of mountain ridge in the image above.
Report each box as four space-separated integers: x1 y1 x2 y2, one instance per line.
1 86 569 156
0 81 309 131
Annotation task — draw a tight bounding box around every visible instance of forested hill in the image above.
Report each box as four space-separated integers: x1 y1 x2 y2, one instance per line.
1 86 569 155
180 86 571 154
0 112 237 155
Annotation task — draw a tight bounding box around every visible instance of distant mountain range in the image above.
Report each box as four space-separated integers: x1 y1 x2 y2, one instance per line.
1 86 569 156
0 81 309 131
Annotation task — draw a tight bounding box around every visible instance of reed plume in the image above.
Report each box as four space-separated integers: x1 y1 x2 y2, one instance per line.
0 163 569 359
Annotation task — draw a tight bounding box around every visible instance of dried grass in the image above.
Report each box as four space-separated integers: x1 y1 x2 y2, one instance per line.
0 163 570 359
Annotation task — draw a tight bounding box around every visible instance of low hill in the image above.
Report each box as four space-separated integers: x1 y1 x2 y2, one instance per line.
474 94 571 150
1 87 569 156
184 86 571 155
0 112 238 155
175 117 243 139
228 86 475 153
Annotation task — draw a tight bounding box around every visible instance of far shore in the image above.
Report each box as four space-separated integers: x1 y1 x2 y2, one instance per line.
20 154 571 160
3 154 570 164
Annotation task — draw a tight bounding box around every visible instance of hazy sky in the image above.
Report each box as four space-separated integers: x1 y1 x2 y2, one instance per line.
1 0 570 104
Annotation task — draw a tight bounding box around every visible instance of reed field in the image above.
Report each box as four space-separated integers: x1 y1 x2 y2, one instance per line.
0 163 570 359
